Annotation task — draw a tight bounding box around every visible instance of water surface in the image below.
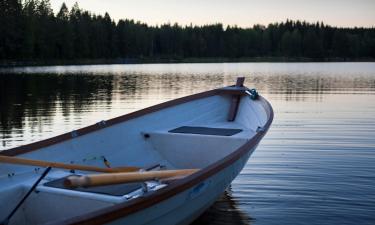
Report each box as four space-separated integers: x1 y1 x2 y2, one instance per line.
1 62 375 224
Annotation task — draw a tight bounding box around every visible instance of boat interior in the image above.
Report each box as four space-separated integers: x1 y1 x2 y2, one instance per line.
0 90 268 225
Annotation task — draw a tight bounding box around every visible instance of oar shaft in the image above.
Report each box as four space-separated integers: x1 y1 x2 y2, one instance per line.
0 155 139 173
64 169 199 187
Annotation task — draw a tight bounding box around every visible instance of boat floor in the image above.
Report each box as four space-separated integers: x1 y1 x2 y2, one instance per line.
44 175 143 196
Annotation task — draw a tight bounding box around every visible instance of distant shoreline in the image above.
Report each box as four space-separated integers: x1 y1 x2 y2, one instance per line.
1 57 375 67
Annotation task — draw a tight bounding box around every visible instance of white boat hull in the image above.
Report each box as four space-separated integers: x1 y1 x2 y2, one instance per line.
0 81 273 225
109 145 256 225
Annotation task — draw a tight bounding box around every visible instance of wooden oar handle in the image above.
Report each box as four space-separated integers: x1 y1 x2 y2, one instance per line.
0 155 139 173
64 169 199 188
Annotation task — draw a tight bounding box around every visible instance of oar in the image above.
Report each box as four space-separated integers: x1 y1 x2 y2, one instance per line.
64 169 199 188
0 155 140 173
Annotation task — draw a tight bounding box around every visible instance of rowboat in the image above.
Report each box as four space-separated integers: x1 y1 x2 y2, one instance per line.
0 77 273 225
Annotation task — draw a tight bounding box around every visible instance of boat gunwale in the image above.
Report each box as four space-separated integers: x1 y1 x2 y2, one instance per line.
48 90 273 225
0 89 220 156
1 86 273 225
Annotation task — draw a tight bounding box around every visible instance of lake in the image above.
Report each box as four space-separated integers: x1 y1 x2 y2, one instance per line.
1 62 375 225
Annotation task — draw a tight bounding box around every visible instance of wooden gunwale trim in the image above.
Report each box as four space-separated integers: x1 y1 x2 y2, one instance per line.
0 89 220 157
49 93 274 225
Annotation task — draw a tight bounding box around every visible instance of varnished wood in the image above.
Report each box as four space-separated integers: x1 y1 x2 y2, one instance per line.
48 96 273 225
227 77 245 121
64 169 199 188
0 155 140 173
0 87 249 157
0 82 274 225
0 90 218 157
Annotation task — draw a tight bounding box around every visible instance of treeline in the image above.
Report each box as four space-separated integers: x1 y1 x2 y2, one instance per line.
1 0 375 62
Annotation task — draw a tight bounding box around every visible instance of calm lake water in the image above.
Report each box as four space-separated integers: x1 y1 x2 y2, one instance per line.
1 62 375 224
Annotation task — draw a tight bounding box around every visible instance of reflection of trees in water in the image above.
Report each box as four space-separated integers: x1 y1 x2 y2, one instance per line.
0 73 114 132
112 73 226 106
191 189 252 225
129 72 375 102
243 74 375 102
0 73 225 134
1 71 375 148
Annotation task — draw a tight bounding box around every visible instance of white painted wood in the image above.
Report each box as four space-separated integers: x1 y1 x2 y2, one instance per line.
147 132 249 168
0 92 270 225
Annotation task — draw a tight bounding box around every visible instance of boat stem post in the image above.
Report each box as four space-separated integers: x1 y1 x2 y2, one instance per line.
227 77 245 121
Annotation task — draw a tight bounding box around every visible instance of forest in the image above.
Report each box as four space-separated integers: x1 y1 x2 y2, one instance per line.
1 0 375 63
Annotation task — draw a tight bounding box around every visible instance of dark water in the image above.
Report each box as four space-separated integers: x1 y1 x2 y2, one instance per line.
1 63 375 225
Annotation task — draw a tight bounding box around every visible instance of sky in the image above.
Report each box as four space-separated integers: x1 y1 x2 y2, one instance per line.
50 0 375 28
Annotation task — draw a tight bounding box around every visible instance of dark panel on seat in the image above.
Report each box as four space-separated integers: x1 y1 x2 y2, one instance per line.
168 126 242 136
44 175 142 196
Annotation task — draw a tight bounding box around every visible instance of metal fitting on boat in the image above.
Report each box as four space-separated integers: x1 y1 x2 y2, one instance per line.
71 130 79 138
256 126 265 132
246 88 259 100
7 173 15 178
141 182 148 193
97 120 107 127
141 132 150 139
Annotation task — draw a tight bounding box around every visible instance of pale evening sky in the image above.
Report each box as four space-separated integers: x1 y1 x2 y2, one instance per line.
50 0 375 28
